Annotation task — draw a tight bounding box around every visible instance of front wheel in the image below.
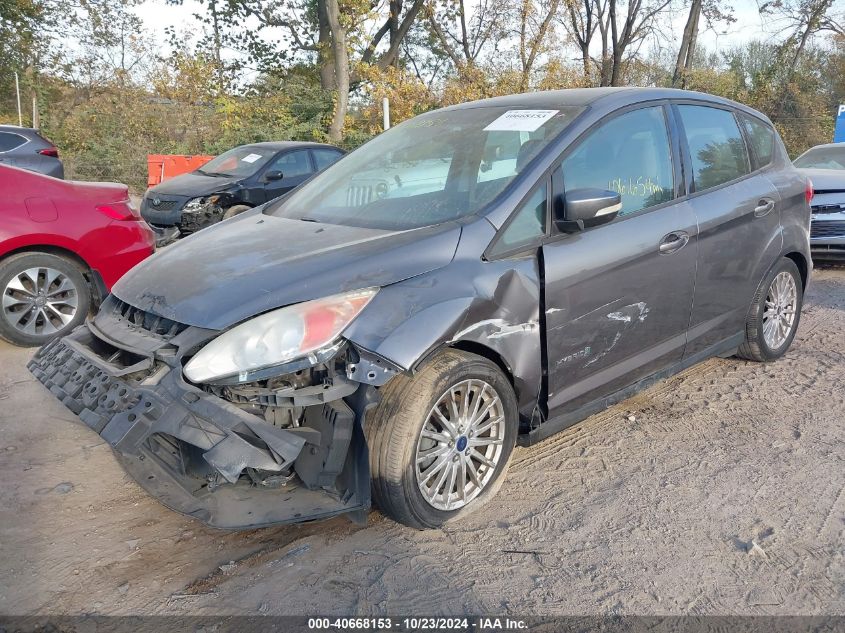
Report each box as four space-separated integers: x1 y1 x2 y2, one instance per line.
222 205 251 220
736 257 803 362
365 349 518 529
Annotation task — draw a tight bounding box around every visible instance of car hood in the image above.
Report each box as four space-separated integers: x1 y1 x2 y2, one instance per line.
147 171 240 198
112 211 462 330
797 168 845 193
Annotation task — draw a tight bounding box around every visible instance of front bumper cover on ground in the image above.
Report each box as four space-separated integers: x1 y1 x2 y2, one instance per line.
27 318 373 529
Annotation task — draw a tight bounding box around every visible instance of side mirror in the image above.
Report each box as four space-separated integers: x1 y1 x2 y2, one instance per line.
264 170 284 181
554 188 621 232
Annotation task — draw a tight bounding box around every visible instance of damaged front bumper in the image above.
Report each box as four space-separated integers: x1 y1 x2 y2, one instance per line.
26 297 386 529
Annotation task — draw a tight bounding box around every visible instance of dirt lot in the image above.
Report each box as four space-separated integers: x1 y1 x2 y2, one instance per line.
0 268 843 617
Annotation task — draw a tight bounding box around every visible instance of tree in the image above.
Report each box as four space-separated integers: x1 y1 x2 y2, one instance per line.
763 0 840 80
177 0 426 140
594 0 671 86
513 0 562 90
426 0 509 72
672 0 734 88
560 0 599 82
0 0 56 124
672 0 701 87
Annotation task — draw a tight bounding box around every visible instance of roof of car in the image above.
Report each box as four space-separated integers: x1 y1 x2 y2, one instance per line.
442 87 765 119
0 125 39 134
243 141 342 152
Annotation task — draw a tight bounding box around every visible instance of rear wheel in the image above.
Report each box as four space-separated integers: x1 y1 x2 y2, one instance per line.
0 252 90 347
365 349 518 529
736 257 803 362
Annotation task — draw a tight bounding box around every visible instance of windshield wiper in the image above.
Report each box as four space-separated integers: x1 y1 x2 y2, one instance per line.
197 168 230 177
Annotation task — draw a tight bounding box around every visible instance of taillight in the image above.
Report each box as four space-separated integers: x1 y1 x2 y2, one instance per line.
96 200 140 221
805 178 814 205
37 148 59 158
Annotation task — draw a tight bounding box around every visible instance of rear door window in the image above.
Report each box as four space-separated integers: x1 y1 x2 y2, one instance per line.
0 132 26 152
741 116 775 169
677 105 750 191
560 106 674 216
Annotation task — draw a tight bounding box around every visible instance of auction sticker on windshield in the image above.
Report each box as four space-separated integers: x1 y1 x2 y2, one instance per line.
484 109 559 132
242 153 263 163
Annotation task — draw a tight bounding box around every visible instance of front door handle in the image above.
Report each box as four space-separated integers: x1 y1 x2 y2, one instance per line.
658 231 689 255
754 198 776 217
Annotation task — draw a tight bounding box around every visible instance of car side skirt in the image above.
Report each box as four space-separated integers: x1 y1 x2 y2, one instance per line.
519 332 745 447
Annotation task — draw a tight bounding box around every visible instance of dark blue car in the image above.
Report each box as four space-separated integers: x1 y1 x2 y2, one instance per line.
141 141 344 242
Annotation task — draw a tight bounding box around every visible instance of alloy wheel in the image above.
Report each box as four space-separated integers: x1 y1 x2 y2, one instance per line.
762 271 798 351
414 379 506 511
2 267 79 336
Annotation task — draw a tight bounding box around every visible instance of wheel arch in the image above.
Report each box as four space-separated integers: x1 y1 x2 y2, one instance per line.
1 244 92 273
447 340 515 389
0 245 106 304
784 251 809 291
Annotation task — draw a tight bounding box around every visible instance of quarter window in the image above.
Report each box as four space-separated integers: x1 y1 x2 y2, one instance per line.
268 150 313 178
678 105 750 191
741 116 775 168
560 106 674 216
490 184 547 256
0 132 26 152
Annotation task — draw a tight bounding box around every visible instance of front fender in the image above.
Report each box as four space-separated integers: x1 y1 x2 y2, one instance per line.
344 254 542 418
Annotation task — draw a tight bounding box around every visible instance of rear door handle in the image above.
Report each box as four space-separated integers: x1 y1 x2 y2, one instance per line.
754 198 776 217
658 231 689 255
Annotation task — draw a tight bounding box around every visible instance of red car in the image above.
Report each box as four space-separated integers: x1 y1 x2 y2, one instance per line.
0 164 155 346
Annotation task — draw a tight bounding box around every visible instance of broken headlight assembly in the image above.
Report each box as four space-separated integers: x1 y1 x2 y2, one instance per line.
183 288 378 384
182 194 222 214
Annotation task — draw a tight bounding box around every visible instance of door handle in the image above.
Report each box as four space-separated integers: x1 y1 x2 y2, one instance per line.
754 198 775 217
658 231 689 255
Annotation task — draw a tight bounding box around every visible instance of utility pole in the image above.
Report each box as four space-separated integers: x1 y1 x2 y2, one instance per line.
14 72 23 126
383 97 390 130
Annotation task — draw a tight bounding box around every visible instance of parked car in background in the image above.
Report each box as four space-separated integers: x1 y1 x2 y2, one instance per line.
794 143 845 261
29 88 810 531
0 165 154 346
141 141 345 243
0 125 64 179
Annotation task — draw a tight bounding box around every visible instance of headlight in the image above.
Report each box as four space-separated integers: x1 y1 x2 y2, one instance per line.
183 288 378 383
182 195 221 214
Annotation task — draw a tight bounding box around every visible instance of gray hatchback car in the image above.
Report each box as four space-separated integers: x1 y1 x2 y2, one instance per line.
29 88 811 530
0 125 64 178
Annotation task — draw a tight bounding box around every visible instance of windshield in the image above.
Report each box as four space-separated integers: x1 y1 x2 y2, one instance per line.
266 106 582 230
198 146 276 177
794 146 845 170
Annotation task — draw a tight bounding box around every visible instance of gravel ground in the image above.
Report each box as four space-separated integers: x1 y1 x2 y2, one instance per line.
0 268 843 616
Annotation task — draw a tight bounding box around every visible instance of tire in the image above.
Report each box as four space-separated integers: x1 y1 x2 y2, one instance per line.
222 205 251 220
0 252 91 347
365 348 519 529
736 257 803 362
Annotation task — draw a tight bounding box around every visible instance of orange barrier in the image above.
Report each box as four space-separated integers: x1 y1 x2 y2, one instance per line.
147 154 215 187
